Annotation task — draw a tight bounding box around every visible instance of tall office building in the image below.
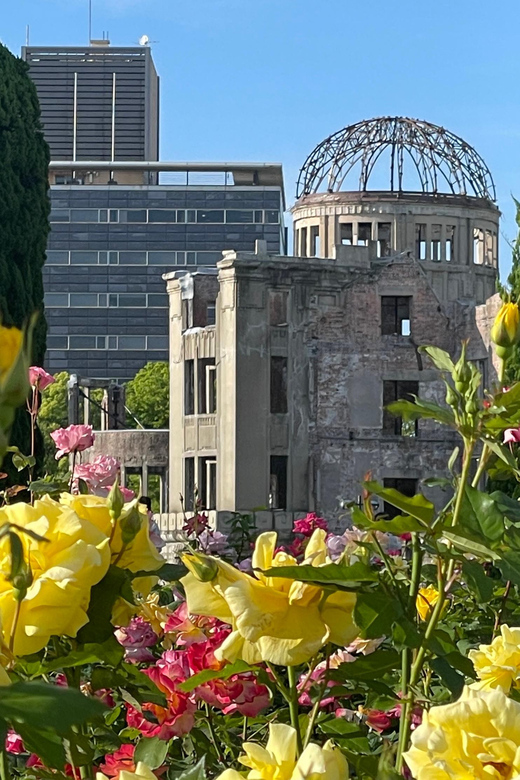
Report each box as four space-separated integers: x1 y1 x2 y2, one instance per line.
24 43 286 381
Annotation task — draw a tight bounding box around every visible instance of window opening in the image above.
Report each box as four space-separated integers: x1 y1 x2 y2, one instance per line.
431 224 441 261
199 457 217 510
377 222 391 257
415 224 427 260
446 225 455 262
269 456 288 510
310 226 320 257
381 296 411 336
383 478 418 519
300 227 308 257
473 228 484 264
382 380 419 436
206 302 216 326
269 291 288 326
198 359 216 414
184 359 194 415
340 223 353 245
357 222 372 246
184 458 195 511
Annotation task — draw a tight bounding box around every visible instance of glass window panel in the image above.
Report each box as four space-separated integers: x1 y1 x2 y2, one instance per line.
46 251 69 265
109 209 119 223
98 294 108 307
119 336 146 350
70 209 98 222
254 210 263 223
108 336 117 349
148 294 169 307
176 252 186 265
47 336 68 349
70 251 98 265
176 210 186 223
187 210 196 223
69 336 96 349
45 293 69 307
187 252 196 265
120 209 147 223
108 252 118 265
147 336 168 350
265 210 280 224
70 293 99 306
197 252 220 265
99 209 108 222
99 251 108 264
119 294 146 307
50 210 69 222
96 336 107 349
148 252 176 266
197 210 224 223
108 294 118 307
148 209 176 222
119 252 146 264
226 210 253 223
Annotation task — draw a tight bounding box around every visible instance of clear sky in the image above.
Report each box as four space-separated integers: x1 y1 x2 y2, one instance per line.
3 0 519 276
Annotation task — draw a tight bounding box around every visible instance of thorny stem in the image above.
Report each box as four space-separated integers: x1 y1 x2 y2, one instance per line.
69 450 78 494
303 646 331 749
266 662 292 704
8 600 21 654
204 702 224 764
493 580 512 637
0 750 10 780
112 543 128 566
287 665 303 756
371 532 406 611
471 442 492 490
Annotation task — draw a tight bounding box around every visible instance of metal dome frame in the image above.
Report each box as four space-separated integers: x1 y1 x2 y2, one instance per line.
296 117 496 201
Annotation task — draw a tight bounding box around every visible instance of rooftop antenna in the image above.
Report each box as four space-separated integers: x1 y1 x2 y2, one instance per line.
25 24 30 46
88 0 92 43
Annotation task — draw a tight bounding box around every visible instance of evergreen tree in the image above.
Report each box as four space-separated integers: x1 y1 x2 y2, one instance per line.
125 362 169 429
0 44 50 479
506 201 520 382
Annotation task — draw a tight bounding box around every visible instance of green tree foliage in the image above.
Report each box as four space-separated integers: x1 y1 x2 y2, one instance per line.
125 362 169 429
507 201 520 382
38 372 69 474
0 44 50 480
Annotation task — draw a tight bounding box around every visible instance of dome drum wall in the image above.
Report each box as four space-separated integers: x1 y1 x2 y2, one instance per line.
291 192 499 306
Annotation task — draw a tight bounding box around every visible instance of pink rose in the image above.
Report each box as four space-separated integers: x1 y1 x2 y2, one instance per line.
504 428 520 444
5 731 24 754
293 512 329 537
29 366 55 392
74 455 120 491
364 709 393 733
50 424 95 459
115 617 158 662
99 744 136 777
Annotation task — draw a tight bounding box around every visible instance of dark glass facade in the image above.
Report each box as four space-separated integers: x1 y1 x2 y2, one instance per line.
44 185 285 380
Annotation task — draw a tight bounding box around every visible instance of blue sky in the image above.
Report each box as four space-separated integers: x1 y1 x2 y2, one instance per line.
3 0 520 275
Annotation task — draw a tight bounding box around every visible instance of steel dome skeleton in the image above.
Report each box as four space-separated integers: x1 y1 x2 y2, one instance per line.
296 117 496 201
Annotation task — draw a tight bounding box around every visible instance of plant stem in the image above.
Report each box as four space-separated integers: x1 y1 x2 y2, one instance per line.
204 702 224 764
493 580 512 637
0 751 10 780
471 442 491 489
303 647 331 749
8 600 21 654
266 662 291 704
287 665 303 755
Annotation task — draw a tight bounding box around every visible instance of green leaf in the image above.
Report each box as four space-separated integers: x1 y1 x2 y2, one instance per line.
352 508 425 535
131 563 187 581
134 737 169 769
318 718 370 753
459 486 505 543
77 565 133 644
354 591 403 638
363 481 434 524
36 638 124 675
484 440 518 470
386 398 455 427
497 550 520 587
178 659 252 693
419 345 455 372
16 724 67 770
0 682 105 733
172 758 206 780
333 650 400 681
491 491 520 523
259 561 378 589
443 530 499 559
461 560 495 602
430 656 465 696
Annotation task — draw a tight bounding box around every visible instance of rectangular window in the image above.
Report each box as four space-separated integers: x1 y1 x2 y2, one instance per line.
108 336 117 349
96 336 107 349
207 302 216 326
69 336 96 349
226 210 254 223
310 226 320 257
340 223 353 245
177 210 186 223
99 209 108 223
270 456 288 510
416 223 427 260
199 457 217 510
485 230 494 265
119 294 146 308
270 356 288 414
109 209 119 223
147 336 168 350
187 210 196 223
148 209 176 223
381 296 411 336
383 478 418 519
446 225 455 262
108 252 118 265
120 209 147 223
431 224 441 261
197 210 224 223
198 359 216 414
70 251 98 265
46 251 69 265
118 336 146 350
265 210 280 224
70 293 98 307
473 228 484 264
254 210 263 223
357 222 372 246
148 293 169 308
185 359 194 415
148 251 176 266
44 293 68 307
108 294 118 307
70 208 98 222
377 222 391 257
184 458 195 511
300 227 307 257
119 252 146 265
50 209 69 222
382 380 419 436
269 291 288 326
47 336 68 349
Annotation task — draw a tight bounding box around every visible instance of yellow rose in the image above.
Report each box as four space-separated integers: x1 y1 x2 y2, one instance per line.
416 585 441 622
60 494 164 573
216 723 348 780
491 301 520 353
182 529 358 666
0 496 110 655
404 686 520 779
0 324 30 425
97 761 156 780
469 624 520 692
0 325 23 379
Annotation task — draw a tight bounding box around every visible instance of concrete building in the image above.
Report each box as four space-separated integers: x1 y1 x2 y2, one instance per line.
24 43 286 381
164 118 500 533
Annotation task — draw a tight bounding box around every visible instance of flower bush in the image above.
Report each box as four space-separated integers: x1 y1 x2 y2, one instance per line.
8 301 520 780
